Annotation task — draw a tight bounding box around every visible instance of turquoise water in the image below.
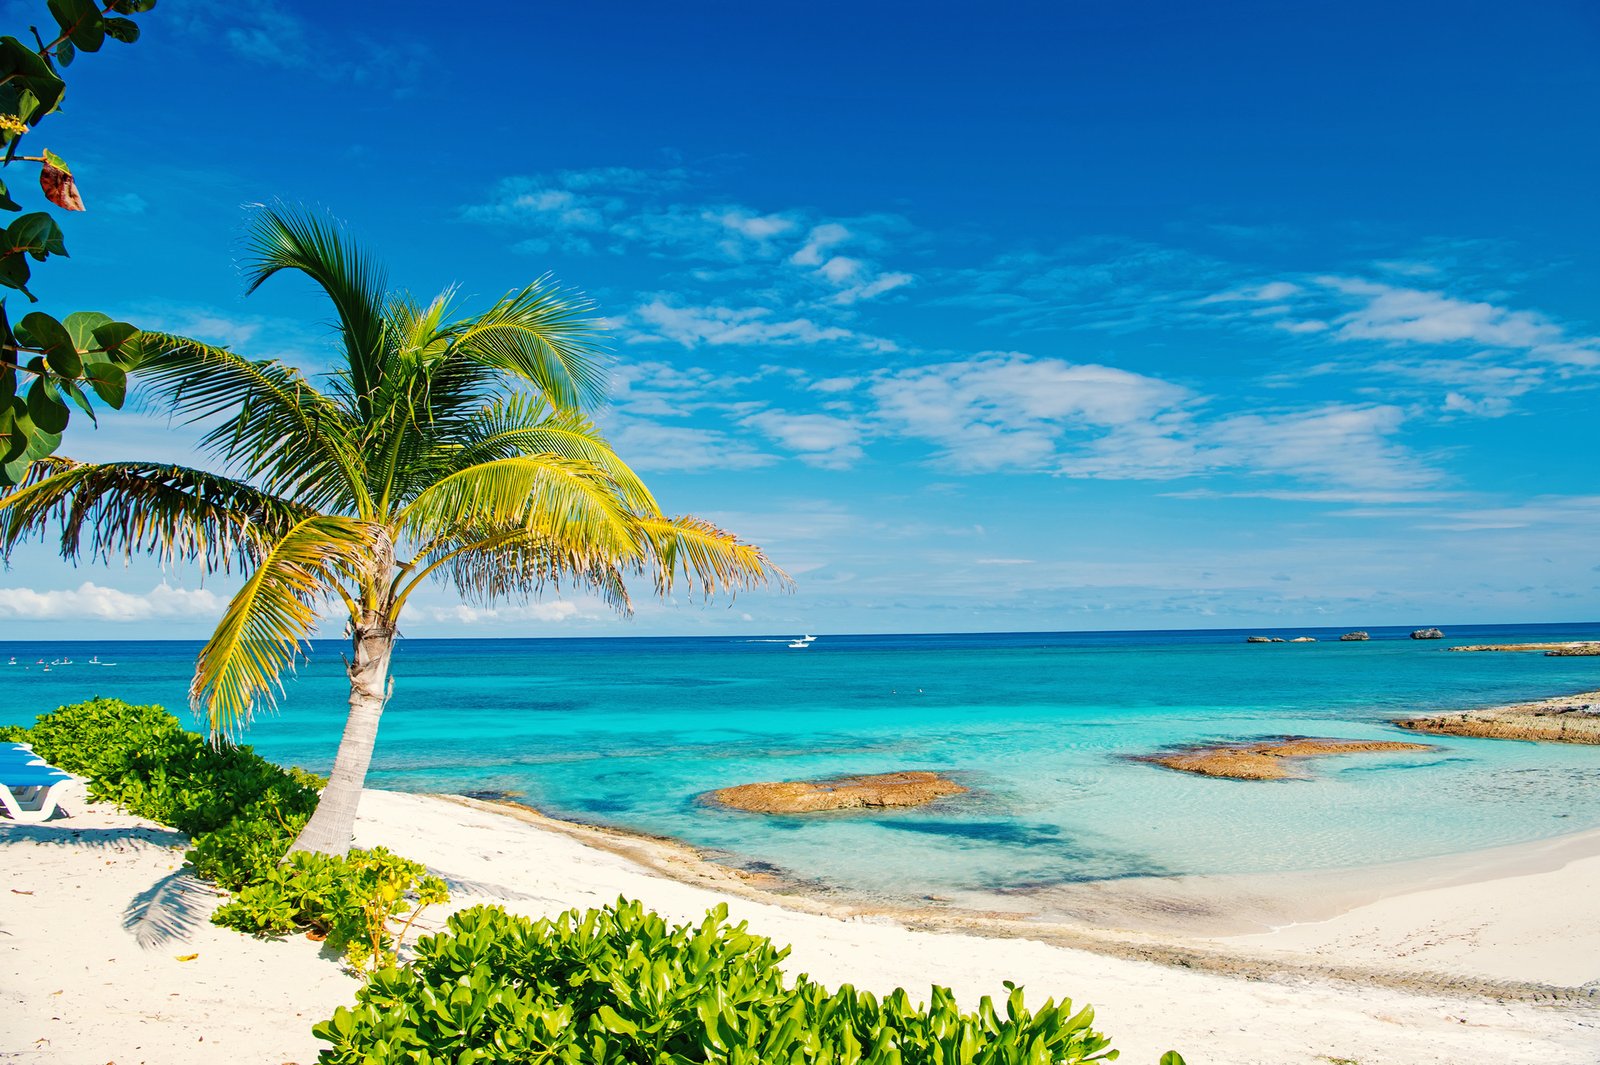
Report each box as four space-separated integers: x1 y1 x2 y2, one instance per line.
3 624 1599 902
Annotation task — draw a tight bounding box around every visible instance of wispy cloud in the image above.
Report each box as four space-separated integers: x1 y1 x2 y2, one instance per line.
628 301 864 349
740 410 866 468
867 352 1438 496
0 582 222 622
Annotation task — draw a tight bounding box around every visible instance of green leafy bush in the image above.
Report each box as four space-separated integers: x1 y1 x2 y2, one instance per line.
23 696 318 834
216 846 448 973
8 697 447 975
316 899 1185 1064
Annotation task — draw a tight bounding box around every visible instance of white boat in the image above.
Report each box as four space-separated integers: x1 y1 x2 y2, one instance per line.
788 639 810 648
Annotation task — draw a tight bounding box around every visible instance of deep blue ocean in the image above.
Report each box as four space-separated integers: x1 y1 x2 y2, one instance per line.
4 622 1599 902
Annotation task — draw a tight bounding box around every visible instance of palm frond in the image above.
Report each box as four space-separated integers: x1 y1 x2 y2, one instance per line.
395 454 635 553
0 459 307 571
191 516 375 738
133 332 368 513
447 278 610 410
632 515 792 600
242 205 390 417
401 527 634 615
452 397 661 514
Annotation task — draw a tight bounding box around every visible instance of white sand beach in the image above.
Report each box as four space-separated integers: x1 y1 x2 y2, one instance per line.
3 781 1597 1064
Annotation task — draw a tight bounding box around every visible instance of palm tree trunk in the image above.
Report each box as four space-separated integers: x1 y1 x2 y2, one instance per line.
287 619 394 855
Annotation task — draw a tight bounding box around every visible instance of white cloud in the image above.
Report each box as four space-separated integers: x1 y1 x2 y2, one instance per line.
0 582 224 622
790 223 851 267
867 353 1437 494
424 601 581 624
740 410 866 468
629 301 866 349
1204 274 1600 372
608 421 775 473
1442 391 1513 418
871 353 1195 473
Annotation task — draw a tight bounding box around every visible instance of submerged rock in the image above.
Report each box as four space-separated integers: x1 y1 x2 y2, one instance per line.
1138 737 1432 781
705 771 967 814
1410 628 1445 640
1339 631 1369 641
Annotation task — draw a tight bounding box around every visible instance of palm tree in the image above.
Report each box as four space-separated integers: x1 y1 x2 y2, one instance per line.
0 206 787 854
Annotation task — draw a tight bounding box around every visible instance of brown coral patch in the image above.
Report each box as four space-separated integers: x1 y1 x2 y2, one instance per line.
1139 737 1432 781
704 771 967 813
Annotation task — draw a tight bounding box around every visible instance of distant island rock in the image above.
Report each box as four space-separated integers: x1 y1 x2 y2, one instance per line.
1340 631 1369 641
1394 691 1600 744
1137 737 1433 781
1410 628 1445 640
704 771 967 814
1290 636 1316 643
1246 636 1273 643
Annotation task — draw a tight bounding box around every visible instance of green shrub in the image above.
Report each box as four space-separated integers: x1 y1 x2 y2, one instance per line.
10 697 448 977
0 723 29 742
21 697 318 835
216 846 448 973
185 800 310 891
316 899 1185 1064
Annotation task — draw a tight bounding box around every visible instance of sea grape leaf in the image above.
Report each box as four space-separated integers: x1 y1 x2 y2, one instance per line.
39 156 84 212
18 311 80 377
60 377 95 421
0 251 34 300
0 37 66 121
0 181 20 213
26 377 68 432
6 213 68 260
48 0 105 54
83 359 126 407
103 17 140 43
63 310 110 350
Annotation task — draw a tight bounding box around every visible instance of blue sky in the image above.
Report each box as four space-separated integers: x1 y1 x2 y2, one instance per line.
2 0 1598 638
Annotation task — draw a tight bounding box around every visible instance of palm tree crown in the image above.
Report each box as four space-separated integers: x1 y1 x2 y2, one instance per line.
0 206 787 852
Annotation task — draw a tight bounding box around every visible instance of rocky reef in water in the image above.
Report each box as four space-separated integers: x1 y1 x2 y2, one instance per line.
1137 737 1433 781
1445 642 1600 656
704 771 967 813
1395 691 1600 744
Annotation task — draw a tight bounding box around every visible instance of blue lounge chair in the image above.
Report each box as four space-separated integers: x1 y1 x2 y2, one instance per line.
1 746 72 822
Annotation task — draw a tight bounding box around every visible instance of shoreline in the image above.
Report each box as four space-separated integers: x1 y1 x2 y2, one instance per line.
445 792 1600 1000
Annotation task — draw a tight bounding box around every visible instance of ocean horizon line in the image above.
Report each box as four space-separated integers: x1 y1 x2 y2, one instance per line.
2 618 1598 647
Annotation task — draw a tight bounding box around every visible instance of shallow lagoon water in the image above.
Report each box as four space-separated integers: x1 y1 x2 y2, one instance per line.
3 623 1598 902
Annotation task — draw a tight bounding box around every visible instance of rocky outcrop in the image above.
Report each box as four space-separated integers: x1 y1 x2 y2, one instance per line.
1410 628 1444 640
1447 642 1600 653
704 771 967 813
1290 637 1316 643
1340 631 1369 641
1394 691 1600 744
1246 636 1273 643
1138 737 1433 781
1546 646 1600 656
